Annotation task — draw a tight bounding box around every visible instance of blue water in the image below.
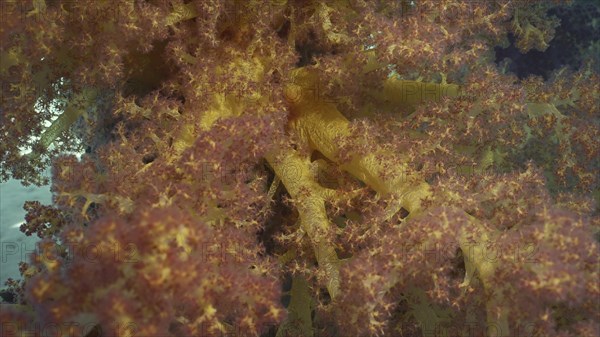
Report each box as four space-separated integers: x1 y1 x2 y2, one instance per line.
0 175 52 286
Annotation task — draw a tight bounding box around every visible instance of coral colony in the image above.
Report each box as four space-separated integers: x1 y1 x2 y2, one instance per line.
1 1 599 337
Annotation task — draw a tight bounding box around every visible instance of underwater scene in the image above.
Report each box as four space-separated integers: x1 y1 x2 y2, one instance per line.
1 1 599 336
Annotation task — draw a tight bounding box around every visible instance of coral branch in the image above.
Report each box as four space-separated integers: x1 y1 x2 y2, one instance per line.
266 146 341 299
284 67 432 217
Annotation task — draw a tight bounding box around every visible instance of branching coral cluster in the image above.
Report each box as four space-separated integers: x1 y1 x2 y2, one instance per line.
1 1 599 336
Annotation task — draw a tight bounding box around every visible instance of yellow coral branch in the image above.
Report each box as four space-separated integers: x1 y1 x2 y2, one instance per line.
38 88 97 151
457 212 509 337
284 68 432 217
165 2 199 26
265 146 341 299
276 275 314 337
